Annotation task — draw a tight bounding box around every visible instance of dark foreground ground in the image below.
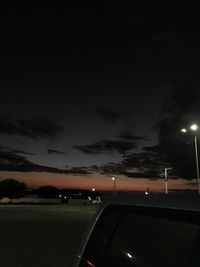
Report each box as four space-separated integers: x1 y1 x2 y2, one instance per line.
0 205 97 267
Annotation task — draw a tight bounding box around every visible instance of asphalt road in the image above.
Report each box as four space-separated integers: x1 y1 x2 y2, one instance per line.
0 205 97 267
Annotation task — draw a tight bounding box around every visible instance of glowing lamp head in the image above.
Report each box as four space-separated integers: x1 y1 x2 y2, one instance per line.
181 128 187 133
191 124 198 131
124 251 135 261
127 253 133 259
112 177 116 181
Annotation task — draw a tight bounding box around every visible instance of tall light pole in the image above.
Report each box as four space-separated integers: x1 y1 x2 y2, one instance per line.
181 124 200 194
112 177 117 194
164 167 172 194
191 125 200 194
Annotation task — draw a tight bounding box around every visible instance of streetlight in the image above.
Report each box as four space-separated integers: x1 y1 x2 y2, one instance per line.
92 188 96 192
181 128 187 133
181 124 200 194
112 177 117 194
191 124 198 131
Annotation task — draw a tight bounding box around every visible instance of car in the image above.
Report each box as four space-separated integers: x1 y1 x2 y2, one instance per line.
88 196 102 205
73 194 200 267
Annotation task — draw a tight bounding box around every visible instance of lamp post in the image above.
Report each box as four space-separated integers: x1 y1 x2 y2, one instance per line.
112 177 117 194
164 167 172 194
181 124 200 194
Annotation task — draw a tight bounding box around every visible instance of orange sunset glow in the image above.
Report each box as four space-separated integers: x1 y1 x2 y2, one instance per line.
0 171 196 192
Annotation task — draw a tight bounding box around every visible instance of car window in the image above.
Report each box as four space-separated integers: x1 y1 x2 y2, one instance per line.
79 207 121 267
79 205 200 267
101 212 200 267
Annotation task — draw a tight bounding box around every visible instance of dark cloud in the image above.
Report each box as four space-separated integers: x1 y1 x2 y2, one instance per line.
121 152 166 169
0 145 35 156
90 154 164 179
118 131 147 141
83 107 133 123
0 150 42 172
47 149 66 155
90 162 126 175
121 152 168 178
69 167 91 176
74 132 146 156
0 119 22 136
87 146 174 179
17 118 64 139
0 149 90 175
155 84 200 141
144 85 200 179
74 139 137 155
0 118 64 139
9 149 35 156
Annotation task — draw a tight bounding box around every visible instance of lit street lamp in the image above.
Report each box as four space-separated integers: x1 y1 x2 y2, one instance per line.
112 177 117 194
181 128 187 133
181 124 200 194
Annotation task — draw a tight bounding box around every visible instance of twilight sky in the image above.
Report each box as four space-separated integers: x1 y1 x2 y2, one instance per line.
1 5 200 191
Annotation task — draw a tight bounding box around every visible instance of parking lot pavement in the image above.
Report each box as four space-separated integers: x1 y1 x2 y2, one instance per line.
0 205 98 267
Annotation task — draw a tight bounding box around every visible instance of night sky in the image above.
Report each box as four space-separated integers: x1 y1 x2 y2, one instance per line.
1 5 200 191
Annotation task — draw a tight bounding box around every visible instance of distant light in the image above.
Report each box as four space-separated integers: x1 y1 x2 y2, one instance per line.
181 128 187 133
92 188 96 192
191 124 198 131
145 191 149 195
112 177 116 181
127 253 133 259
59 194 62 198
125 252 135 260
64 196 67 199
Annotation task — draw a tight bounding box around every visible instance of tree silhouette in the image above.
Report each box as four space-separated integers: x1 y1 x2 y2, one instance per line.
0 179 27 199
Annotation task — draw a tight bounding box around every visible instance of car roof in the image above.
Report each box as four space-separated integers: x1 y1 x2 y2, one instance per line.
100 194 200 212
